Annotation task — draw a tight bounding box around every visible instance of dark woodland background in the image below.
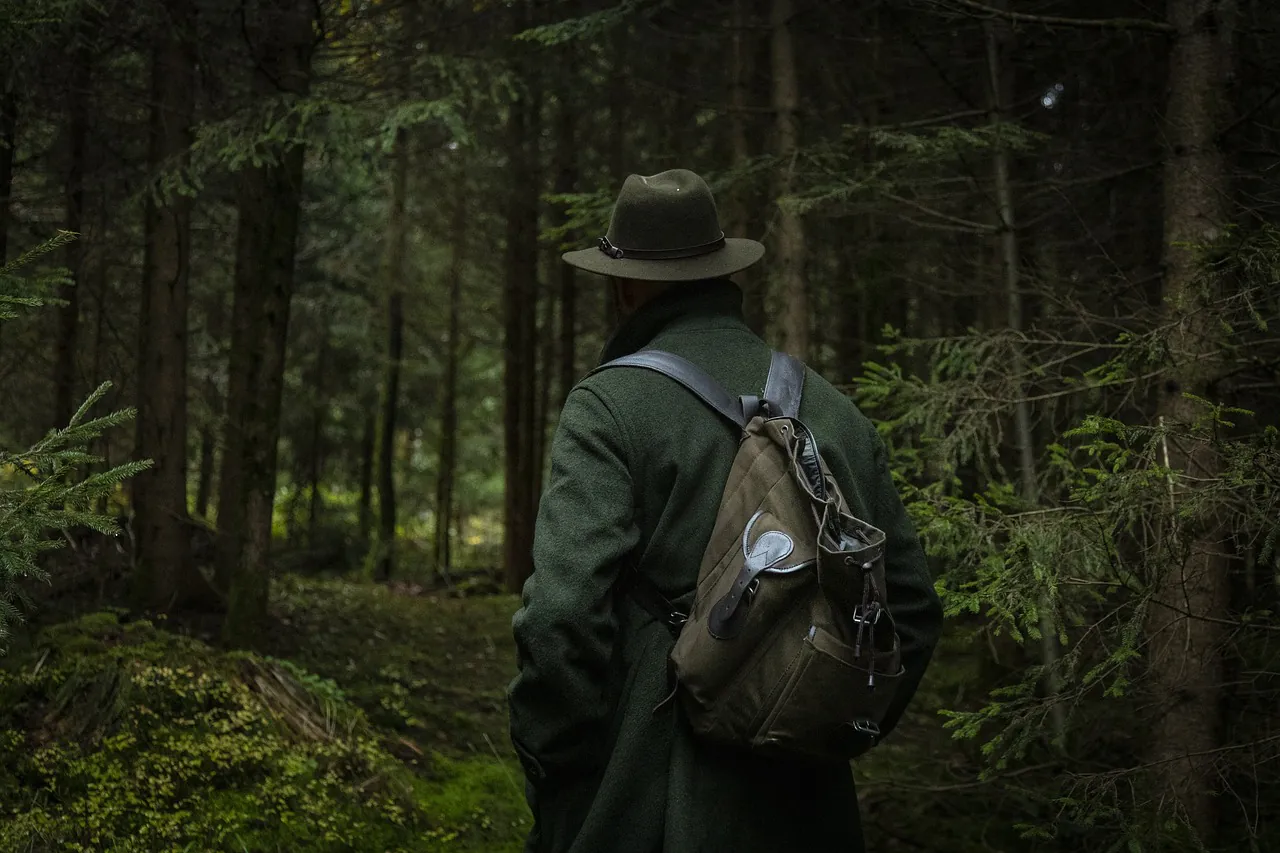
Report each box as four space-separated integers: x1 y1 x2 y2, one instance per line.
0 0 1278 850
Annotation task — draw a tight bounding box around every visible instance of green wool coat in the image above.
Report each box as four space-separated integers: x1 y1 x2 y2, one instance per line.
507 280 944 853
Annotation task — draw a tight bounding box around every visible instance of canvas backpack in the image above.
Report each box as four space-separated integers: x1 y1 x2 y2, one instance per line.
590 348 905 763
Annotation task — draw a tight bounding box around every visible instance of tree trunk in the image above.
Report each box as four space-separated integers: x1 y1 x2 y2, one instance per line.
54 50 90 428
195 291 225 520
306 326 328 543
834 6 883 384
557 244 577 411
503 0 542 593
770 0 807 359
983 5 1066 749
436 175 465 578
554 70 578 410
358 409 375 542
89 189 111 514
534 269 555 500
195 426 216 519
0 86 15 266
1143 0 1235 838
284 444 306 545
726 0 766 336
374 128 409 581
604 27 627 326
217 0 316 646
133 0 212 612
520 93 542 580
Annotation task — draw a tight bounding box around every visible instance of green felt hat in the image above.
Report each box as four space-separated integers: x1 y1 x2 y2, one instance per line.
562 169 765 282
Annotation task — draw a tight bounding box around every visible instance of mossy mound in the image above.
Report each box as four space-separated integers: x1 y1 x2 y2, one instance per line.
0 610 529 852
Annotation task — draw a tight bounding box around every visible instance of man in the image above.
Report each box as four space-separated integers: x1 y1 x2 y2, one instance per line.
507 169 944 853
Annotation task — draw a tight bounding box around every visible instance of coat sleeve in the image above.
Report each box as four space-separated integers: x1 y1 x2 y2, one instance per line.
507 384 640 787
864 429 944 741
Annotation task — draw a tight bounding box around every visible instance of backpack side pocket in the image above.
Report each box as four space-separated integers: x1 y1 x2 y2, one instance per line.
751 625 904 762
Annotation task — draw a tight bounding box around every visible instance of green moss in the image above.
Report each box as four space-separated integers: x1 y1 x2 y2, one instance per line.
0 603 529 852
411 754 530 852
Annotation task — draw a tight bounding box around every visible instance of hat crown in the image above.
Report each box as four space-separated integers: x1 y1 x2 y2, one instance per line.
605 169 724 251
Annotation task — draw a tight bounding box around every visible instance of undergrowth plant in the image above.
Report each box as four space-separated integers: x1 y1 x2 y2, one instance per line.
855 226 1280 851
0 596 529 852
0 233 148 650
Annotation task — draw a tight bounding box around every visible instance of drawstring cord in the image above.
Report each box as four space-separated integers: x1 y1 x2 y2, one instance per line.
853 571 872 658
853 566 881 689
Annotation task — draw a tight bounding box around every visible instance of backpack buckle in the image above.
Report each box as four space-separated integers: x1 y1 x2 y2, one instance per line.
850 720 881 740
666 610 688 630
852 602 882 625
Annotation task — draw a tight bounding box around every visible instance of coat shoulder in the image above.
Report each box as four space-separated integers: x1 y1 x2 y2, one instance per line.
798 367 881 447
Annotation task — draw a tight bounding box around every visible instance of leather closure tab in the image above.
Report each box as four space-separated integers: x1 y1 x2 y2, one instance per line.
708 510 798 639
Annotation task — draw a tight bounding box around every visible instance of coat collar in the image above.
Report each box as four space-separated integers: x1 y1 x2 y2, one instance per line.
598 279 748 364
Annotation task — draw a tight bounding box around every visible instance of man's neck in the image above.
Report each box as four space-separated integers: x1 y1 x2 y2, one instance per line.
599 278 746 364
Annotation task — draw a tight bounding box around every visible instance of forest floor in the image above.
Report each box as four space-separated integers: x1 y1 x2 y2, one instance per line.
0 574 532 853
267 576 522 774
0 570 995 852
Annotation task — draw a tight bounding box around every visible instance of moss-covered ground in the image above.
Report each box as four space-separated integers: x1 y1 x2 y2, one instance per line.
0 576 530 853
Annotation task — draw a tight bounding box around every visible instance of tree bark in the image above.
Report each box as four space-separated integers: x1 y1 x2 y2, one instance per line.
770 0 807 359
534 266 555 501
195 292 225 520
374 127 409 580
726 0 766 336
217 0 316 646
983 4 1066 748
604 27 627 326
521 94 542 580
503 0 542 593
834 5 883 384
54 48 90 429
0 86 15 266
306 325 328 543
133 0 212 612
358 409 375 542
554 71 578 410
195 426 216 518
1143 0 1235 838
503 76 529 594
89 185 111 514
435 172 465 579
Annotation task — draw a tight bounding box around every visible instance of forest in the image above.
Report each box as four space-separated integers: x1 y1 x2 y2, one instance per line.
0 0 1277 850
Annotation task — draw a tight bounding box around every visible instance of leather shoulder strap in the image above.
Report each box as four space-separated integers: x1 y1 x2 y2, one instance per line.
763 351 805 418
588 350 748 429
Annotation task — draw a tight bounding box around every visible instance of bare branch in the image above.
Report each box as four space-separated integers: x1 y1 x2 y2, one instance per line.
932 0 1175 34
882 191 998 232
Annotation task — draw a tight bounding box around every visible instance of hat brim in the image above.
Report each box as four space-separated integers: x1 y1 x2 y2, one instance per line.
561 238 765 282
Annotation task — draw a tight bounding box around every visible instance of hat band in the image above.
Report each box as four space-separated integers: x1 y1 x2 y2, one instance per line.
597 233 726 261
